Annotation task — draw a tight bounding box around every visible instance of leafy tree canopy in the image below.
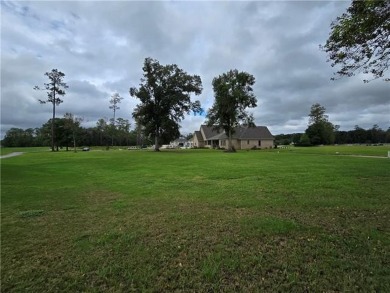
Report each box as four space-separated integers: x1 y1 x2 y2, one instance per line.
206 69 257 151
306 103 335 145
322 0 390 82
309 103 328 125
130 58 203 151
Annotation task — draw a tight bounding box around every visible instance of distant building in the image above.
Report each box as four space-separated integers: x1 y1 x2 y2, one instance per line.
193 125 274 149
171 137 193 148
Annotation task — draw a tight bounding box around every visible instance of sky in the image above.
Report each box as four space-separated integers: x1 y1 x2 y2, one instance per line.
1 0 389 139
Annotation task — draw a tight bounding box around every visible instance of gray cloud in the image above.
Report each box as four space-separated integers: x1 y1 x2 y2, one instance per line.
1 1 389 140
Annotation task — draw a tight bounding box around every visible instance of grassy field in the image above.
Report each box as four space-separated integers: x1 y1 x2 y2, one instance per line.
282 145 389 157
1 147 389 291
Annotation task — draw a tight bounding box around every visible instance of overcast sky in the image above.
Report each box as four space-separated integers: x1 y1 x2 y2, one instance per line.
1 0 389 139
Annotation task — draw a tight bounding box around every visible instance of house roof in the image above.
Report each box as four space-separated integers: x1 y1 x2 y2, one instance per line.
208 132 227 140
173 138 187 143
200 125 220 140
194 131 204 142
201 125 274 140
237 126 274 140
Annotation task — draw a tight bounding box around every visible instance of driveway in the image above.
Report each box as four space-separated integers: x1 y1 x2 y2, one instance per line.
0 152 24 159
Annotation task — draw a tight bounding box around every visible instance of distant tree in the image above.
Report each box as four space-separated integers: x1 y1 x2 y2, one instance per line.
322 0 390 82
309 103 328 125
386 127 390 143
299 133 311 146
34 69 68 151
2 128 30 147
96 118 109 146
116 118 131 146
33 127 46 146
109 93 123 146
40 118 68 151
130 58 203 151
370 124 382 144
63 113 83 152
292 133 302 145
305 103 335 145
206 69 257 152
185 133 194 141
134 118 145 147
352 125 368 143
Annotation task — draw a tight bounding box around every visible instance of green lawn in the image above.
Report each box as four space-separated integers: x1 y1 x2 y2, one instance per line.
1 148 389 291
282 145 390 157
0 146 51 156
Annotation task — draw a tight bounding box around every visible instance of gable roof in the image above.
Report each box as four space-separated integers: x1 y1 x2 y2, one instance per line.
237 126 274 139
200 125 221 140
200 125 274 140
194 131 204 142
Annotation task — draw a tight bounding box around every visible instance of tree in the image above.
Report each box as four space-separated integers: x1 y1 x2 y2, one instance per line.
116 118 131 146
134 118 144 148
96 118 109 146
322 0 390 82
130 58 203 151
352 125 368 143
206 69 257 152
305 103 335 145
63 113 83 152
40 118 68 151
370 124 382 144
308 103 328 124
2 128 32 147
109 93 123 146
185 133 194 141
299 133 311 146
34 69 68 151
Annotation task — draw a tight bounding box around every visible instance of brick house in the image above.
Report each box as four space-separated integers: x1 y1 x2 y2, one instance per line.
193 125 274 149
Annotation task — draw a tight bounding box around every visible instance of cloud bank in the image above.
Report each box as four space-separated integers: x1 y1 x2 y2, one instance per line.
1 1 389 139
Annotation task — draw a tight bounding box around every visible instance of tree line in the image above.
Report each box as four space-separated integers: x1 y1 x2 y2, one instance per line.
275 124 390 146
1 116 152 149
274 103 390 146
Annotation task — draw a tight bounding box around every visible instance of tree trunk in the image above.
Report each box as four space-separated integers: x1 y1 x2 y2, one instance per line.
112 110 115 147
154 128 160 151
51 99 55 152
73 133 77 152
227 128 235 152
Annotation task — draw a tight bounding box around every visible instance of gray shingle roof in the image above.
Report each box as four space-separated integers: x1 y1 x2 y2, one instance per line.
236 126 274 139
200 125 221 140
194 131 204 142
200 125 274 140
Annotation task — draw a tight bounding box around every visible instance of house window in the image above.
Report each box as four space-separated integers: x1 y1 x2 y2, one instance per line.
247 140 250 144
258 140 261 146
221 140 225 146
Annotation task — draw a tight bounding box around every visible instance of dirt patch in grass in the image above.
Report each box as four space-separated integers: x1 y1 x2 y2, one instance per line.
18 210 45 218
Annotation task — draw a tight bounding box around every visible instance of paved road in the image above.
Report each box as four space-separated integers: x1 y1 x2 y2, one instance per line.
0 152 24 159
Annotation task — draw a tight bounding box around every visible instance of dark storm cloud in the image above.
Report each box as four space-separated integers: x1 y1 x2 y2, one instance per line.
1 1 389 139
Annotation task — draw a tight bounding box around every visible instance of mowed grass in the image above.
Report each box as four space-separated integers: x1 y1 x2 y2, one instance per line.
278 144 390 157
0 147 51 156
1 148 389 292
